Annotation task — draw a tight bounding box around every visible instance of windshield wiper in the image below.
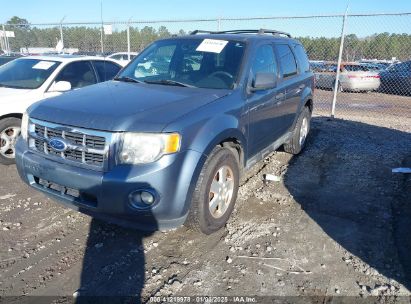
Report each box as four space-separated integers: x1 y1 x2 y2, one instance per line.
114 76 143 83
144 79 196 88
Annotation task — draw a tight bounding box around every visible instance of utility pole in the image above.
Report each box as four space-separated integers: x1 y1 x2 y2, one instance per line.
2 24 10 54
59 16 66 54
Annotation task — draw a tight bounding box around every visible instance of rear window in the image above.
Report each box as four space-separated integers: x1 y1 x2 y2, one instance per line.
343 65 369 72
275 44 298 78
93 61 121 81
293 44 310 72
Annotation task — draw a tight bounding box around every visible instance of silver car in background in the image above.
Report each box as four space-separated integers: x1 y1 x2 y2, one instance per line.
315 63 381 92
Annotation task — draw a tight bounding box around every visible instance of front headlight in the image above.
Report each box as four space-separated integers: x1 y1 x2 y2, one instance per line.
118 133 181 164
21 112 29 141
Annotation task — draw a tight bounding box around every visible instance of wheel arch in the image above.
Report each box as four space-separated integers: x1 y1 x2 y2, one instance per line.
0 113 23 121
200 129 247 170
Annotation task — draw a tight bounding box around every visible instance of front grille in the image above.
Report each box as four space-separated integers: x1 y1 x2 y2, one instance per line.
29 120 111 170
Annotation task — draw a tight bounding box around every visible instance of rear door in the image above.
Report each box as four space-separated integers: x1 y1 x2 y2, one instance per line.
274 43 302 133
92 60 122 82
246 43 284 158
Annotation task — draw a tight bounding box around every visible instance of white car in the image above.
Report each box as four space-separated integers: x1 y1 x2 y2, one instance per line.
107 52 138 67
315 63 381 92
0 55 122 165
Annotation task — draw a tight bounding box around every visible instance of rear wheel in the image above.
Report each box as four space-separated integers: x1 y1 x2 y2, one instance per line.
0 118 22 165
185 146 240 234
284 106 311 155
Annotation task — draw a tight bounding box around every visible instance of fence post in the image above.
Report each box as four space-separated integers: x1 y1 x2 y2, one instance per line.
0 25 5 52
2 24 10 54
331 6 349 118
127 19 131 60
100 0 104 54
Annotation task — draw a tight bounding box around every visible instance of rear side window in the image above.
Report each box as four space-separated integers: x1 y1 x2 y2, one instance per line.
250 44 278 83
93 61 121 81
275 44 298 78
110 55 121 60
293 44 310 72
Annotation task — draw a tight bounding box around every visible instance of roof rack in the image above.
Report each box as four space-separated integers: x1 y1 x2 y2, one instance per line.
190 29 292 38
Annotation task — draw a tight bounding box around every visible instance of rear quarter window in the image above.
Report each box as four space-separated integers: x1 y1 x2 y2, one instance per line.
293 44 310 73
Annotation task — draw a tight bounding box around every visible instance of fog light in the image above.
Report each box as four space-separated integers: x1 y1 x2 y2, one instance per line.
140 191 155 205
129 190 156 209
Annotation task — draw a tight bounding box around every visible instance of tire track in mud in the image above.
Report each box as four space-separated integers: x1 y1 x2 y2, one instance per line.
1 214 90 295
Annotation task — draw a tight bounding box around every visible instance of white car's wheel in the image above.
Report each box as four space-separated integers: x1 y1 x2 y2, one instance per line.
0 117 22 165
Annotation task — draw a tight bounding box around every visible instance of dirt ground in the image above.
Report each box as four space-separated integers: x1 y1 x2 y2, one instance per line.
0 101 411 302
314 89 411 119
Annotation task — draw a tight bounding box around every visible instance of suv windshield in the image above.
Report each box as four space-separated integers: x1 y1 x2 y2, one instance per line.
119 38 246 89
0 59 60 89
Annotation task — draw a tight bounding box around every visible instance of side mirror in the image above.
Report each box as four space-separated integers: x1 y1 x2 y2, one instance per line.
48 81 72 92
251 72 276 91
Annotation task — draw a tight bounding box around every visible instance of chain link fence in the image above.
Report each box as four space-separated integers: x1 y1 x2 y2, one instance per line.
1 13 411 119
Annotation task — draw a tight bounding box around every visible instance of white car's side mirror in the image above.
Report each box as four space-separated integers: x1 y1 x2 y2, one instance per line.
48 81 72 92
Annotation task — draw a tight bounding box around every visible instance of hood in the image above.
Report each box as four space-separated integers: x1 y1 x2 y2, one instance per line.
0 87 40 117
0 87 33 99
29 81 230 132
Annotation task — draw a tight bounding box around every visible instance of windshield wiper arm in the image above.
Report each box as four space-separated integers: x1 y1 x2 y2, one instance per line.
144 79 196 88
114 76 143 83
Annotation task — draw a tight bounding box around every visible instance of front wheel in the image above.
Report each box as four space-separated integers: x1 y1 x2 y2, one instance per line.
0 117 22 165
185 146 240 234
283 106 311 155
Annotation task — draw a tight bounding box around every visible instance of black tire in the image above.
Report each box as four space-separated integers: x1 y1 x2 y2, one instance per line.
283 107 311 155
0 117 22 165
185 146 240 234
333 81 343 92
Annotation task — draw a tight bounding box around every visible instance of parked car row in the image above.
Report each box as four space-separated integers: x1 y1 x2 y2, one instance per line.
0 51 139 67
3 29 315 234
0 53 23 66
310 60 411 96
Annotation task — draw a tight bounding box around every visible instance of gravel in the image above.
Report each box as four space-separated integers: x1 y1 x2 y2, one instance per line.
0 103 410 300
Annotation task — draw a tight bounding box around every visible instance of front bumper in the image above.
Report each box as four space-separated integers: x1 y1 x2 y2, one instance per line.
15 137 205 230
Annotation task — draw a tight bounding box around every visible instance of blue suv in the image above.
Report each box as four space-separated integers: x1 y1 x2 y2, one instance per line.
15 29 314 234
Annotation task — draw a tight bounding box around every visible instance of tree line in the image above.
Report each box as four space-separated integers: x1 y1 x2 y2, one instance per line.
3 16 411 61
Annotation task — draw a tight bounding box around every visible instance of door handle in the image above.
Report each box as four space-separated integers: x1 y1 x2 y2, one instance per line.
275 93 284 100
299 84 305 90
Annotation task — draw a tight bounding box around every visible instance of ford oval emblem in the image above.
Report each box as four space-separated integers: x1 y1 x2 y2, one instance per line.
48 138 68 152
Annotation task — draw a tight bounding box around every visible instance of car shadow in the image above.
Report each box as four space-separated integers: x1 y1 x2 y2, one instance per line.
283 117 411 291
74 181 158 303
